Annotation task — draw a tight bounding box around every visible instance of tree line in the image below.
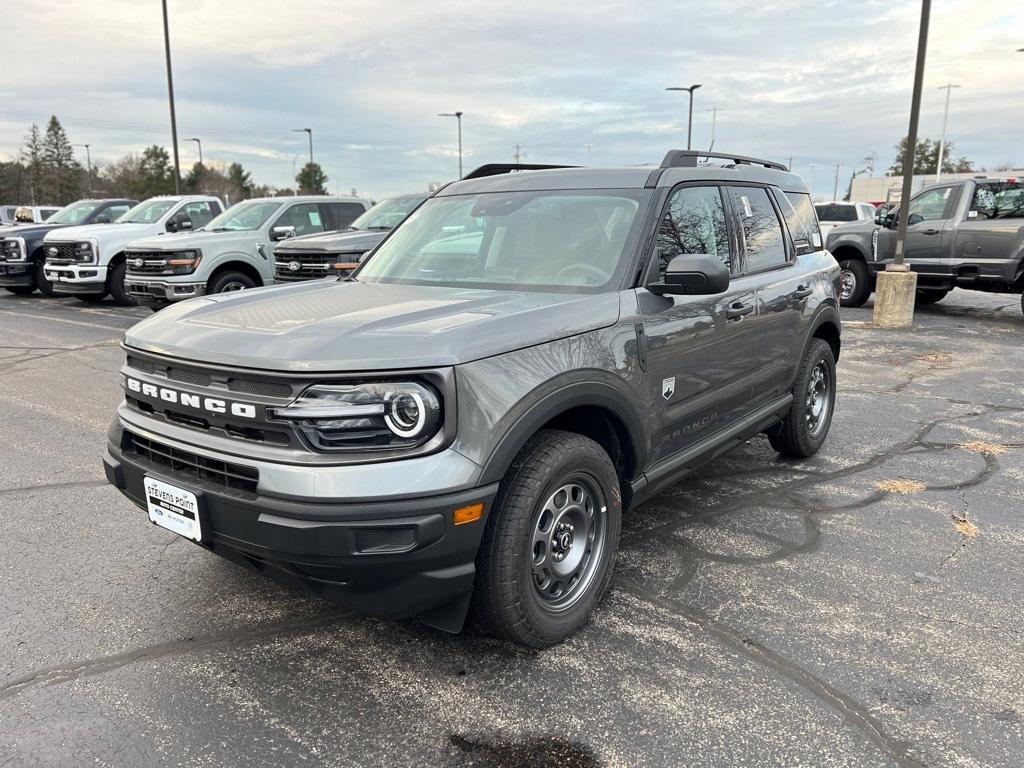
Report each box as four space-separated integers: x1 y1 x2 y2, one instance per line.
0 115 331 206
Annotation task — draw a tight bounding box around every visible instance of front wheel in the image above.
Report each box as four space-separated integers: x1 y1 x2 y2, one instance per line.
107 262 137 307
472 429 622 648
768 338 836 458
838 259 871 307
35 261 59 297
208 271 257 294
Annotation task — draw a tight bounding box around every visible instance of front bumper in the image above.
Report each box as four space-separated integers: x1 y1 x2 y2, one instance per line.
0 260 34 287
43 262 106 294
104 416 497 627
125 277 207 304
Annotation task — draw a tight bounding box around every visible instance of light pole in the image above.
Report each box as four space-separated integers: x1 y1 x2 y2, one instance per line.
873 0 931 329
934 83 960 182
293 128 313 165
438 111 464 178
161 0 181 194
707 106 720 150
291 154 300 194
188 137 203 167
73 144 93 196
665 84 702 150
833 162 841 200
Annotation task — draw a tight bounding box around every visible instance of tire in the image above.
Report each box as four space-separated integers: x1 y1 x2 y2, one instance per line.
107 261 136 307
472 429 622 648
915 288 949 305
4 285 35 295
34 261 58 298
838 259 870 308
208 271 257 295
768 338 836 458
76 293 108 303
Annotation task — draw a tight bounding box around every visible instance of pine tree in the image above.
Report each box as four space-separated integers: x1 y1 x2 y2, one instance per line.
19 124 44 204
136 145 178 198
296 162 328 195
227 162 253 199
41 115 81 204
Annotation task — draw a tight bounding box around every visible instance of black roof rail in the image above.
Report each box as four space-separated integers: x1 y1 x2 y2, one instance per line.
462 163 579 180
660 150 788 172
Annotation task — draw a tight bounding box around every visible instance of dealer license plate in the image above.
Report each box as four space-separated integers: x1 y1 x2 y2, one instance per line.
144 476 202 542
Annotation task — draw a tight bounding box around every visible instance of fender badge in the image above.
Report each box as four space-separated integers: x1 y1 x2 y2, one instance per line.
662 377 675 400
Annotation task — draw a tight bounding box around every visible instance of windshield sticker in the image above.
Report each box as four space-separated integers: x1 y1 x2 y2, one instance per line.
741 196 753 218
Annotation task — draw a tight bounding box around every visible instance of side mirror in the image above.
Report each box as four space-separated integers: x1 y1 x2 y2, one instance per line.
648 254 730 296
166 212 193 232
907 213 924 226
271 225 296 241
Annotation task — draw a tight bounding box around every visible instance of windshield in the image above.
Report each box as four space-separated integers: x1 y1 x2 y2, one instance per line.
814 204 858 222
349 195 425 231
355 190 646 293
205 200 283 231
48 201 102 225
1 207 15 221
118 199 175 224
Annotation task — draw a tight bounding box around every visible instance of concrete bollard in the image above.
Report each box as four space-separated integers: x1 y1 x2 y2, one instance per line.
872 266 918 328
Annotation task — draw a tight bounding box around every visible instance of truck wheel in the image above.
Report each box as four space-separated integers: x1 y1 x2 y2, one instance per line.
4 286 35 295
838 259 870 308
35 262 58 298
768 338 836 458
208 271 256 294
472 429 621 648
107 262 137 307
915 288 949 305
76 293 108 303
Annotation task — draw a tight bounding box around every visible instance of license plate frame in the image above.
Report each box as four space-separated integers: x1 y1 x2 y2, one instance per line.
144 476 204 542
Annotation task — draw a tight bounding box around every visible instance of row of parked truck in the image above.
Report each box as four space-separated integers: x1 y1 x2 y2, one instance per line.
0 191 426 309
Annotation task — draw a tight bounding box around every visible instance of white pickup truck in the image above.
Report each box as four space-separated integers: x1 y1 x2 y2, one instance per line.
43 195 224 305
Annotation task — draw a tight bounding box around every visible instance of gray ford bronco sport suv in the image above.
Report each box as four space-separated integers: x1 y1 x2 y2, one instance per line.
104 151 841 648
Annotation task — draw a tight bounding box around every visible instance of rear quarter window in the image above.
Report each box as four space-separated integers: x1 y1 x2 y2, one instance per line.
784 192 822 250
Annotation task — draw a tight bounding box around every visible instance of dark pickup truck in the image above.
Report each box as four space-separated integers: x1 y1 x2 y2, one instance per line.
0 198 136 296
826 177 1024 313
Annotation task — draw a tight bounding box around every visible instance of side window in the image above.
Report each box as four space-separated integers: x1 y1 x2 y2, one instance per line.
280 203 327 237
105 205 130 221
730 186 788 271
971 182 1024 220
656 185 732 278
907 187 955 223
785 191 822 250
776 190 816 255
323 202 367 230
183 201 215 228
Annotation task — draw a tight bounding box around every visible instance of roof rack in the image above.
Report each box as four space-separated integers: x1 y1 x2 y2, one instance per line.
462 163 579 180
660 150 788 172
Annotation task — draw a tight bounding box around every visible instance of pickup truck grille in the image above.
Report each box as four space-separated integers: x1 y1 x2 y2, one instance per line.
125 250 190 275
274 250 360 282
45 242 85 264
123 431 259 493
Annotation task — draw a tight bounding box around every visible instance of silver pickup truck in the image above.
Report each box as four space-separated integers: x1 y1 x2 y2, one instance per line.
826 177 1024 313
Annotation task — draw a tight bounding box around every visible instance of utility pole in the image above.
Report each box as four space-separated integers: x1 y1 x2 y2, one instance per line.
873 0 931 329
707 106 720 150
833 163 841 200
863 151 878 177
161 0 181 194
513 143 526 164
293 128 313 165
787 156 794 170
935 83 960 182
73 144 93 196
291 154 300 194
438 111 464 178
584 144 593 165
665 84 702 150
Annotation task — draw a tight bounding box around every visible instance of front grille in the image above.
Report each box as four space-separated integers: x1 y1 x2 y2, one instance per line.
127 355 213 386
275 250 360 281
126 250 189 275
46 242 88 264
227 377 293 398
124 431 259 493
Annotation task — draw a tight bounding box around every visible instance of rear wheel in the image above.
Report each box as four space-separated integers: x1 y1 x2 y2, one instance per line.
208 271 256 295
107 261 136 307
472 429 621 648
768 338 836 458
915 288 949 305
838 259 870 307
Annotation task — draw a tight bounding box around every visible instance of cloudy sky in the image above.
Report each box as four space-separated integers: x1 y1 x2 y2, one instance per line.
3 0 1021 199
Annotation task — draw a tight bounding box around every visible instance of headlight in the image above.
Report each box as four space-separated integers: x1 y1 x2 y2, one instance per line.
3 238 26 261
167 249 202 274
270 381 442 451
76 240 98 263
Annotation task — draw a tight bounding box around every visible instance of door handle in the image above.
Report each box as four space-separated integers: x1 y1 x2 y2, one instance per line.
726 302 754 320
791 285 813 299
922 228 939 235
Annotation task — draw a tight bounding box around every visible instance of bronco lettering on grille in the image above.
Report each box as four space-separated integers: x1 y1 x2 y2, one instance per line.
125 376 257 419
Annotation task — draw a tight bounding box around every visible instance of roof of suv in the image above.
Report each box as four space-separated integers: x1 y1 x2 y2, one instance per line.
438 151 810 197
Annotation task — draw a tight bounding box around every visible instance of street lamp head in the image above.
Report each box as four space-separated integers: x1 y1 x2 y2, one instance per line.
438 112 463 118
665 84 702 93
292 127 311 133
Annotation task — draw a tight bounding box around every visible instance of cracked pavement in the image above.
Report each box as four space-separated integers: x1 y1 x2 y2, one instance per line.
1 290 1022 767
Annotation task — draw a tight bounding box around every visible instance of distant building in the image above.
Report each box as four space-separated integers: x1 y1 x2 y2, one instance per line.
850 169 1024 206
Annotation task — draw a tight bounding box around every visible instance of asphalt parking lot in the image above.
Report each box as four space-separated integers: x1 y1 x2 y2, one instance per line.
1 289 1022 767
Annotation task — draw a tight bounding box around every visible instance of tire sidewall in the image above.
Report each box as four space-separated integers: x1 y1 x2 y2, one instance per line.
108 261 137 306
838 259 870 307
793 339 837 454
35 261 57 297
209 271 256 294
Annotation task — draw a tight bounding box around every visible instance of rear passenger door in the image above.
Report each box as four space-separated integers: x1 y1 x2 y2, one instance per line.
727 185 809 405
638 183 758 465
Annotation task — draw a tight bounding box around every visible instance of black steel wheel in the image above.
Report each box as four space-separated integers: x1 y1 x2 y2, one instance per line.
768 338 836 458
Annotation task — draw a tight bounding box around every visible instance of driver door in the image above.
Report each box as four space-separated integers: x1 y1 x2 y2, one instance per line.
902 185 960 268
638 183 758 466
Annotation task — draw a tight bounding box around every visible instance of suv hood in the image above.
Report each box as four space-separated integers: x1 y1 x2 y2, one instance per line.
127 230 252 251
45 222 148 241
124 280 621 372
275 229 384 253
